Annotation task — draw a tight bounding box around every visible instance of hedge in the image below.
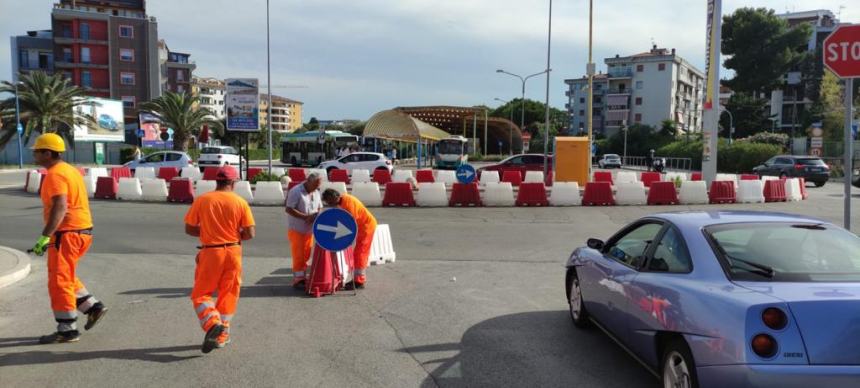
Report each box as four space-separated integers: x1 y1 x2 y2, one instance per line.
658 140 783 173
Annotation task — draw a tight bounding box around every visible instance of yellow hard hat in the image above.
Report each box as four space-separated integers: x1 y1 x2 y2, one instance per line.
32 133 66 153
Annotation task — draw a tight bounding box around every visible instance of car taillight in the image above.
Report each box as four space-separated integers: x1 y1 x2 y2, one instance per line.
794 164 804 170
385 160 391 165
762 308 787 330
188 159 193 165
751 334 778 358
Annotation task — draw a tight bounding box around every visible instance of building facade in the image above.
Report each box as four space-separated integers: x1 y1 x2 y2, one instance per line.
9 30 55 80
158 40 195 95
260 94 303 132
565 45 705 138
191 76 226 119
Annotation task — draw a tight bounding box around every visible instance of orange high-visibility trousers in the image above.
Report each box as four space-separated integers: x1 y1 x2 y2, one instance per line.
48 232 97 330
288 230 313 277
353 222 377 272
191 245 242 332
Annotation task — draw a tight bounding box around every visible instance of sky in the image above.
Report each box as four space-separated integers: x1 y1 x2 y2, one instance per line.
1 0 858 122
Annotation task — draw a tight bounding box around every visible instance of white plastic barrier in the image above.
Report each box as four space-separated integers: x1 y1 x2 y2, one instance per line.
524 171 545 184
321 181 348 195
479 170 500 185
351 169 371 183
679 181 709 204
26 171 42 193
117 178 143 200
234 181 254 203
435 170 458 186
737 180 765 203
392 170 414 183
195 180 216 197
615 171 639 184
270 167 286 178
307 168 328 182
785 178 803 201
351 182 382 207
416 182 448 207
550 182 581 206
141 179 169 202
88 167 109 178
482 182 515 207
134 167 156 179
83 174 97 197
254 181 285 205
369 224 396 265
716 174 738 187
181 166 202 180
761 176 779 182
615 182 647 205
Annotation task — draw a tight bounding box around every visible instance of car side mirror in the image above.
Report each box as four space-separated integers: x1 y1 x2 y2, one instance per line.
587 238 604 251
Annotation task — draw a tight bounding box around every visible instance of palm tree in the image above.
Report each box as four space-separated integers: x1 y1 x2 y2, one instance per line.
0 71 93 148
139 91 221 151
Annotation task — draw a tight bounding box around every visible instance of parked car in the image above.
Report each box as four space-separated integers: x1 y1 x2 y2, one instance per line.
752 155 830 187
476 154 553 178
124 151 193 171
318 152 393 173
565 211 860 387
197 146 244 170
98 114 119 131
598 154 622 169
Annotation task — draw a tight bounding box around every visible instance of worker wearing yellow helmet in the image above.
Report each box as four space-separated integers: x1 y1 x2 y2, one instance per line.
30 133 108 344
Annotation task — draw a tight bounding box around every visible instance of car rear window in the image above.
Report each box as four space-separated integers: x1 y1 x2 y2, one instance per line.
796 158 826 166
202 147 237 155
705 222 860 282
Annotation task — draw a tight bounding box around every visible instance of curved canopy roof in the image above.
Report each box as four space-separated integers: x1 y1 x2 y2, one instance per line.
363 110 452 142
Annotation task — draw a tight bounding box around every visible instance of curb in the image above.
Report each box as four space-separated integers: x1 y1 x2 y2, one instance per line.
0 246 31 289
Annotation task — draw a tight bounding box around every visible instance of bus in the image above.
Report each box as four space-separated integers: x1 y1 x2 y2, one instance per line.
435 135 469 169
281 130 359 166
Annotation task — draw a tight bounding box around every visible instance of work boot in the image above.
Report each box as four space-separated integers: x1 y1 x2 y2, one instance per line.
343 281 365 291
201 324 225 354
292 278 306 290
84 304 108 331
216 331 231 349
39 330 81 344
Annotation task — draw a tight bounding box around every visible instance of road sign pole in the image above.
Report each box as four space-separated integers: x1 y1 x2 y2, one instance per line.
845 78 853 231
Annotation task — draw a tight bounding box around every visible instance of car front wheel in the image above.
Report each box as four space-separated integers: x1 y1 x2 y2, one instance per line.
567 269 590 328
662 339 698 388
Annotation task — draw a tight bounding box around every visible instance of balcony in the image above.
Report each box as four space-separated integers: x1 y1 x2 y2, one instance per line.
55 61 108 69
605 89 631 95
53 36 108 45
607 69 634 78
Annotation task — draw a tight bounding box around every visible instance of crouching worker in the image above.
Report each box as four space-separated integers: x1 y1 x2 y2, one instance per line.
184 166 255 353
321 189 377 289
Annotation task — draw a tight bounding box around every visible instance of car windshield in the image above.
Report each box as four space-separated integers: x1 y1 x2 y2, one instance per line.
438 141 464 154
202 147 237 155
705 222 860 282
605 154 620 160
796 158 826 166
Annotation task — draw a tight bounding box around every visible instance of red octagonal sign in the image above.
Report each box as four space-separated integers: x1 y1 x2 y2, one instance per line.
824 25 860 78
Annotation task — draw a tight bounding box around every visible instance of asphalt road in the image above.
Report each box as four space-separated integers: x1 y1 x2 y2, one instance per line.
0 170 857 387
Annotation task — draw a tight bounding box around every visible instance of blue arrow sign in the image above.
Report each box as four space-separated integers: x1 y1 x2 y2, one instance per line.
456 164 476 184
312 208 357 252
16 123 23 135
136 129 145 138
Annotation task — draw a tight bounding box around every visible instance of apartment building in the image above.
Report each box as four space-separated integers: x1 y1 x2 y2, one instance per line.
191 76 226 119
260 94 303 132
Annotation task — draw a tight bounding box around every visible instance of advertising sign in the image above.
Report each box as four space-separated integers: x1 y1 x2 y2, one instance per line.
702 0 720 110
73 97 125 142
139 112 173 149
225 78 260 132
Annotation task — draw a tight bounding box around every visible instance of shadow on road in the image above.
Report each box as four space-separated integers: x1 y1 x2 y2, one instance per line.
401 311 656 388
0 344 201 365
119 268 309 299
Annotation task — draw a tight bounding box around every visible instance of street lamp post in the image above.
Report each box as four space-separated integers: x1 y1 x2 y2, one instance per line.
542 0 553 177
622 120 628 164
720 107 734 144
494 97 514 155
14 81 23 168
265 0 273 174
496 68 549 153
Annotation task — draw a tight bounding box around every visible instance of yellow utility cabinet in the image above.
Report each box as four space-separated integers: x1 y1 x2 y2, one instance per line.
554 137 591 185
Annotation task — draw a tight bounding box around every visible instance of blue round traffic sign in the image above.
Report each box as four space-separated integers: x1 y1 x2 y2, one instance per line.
312 208 358 252
456 164 476 184
136 129 145 138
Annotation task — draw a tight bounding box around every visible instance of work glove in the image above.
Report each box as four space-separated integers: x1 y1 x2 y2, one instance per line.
31 235 51 256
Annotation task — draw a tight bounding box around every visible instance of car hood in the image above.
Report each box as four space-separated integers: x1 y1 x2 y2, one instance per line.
735 282 860 365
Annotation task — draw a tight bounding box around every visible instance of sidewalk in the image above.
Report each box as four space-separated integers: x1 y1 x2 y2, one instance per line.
0 245 31 289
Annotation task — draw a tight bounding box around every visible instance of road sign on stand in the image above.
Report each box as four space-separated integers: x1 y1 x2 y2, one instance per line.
16 123 23 135
313 208 357 252
456 164 477 184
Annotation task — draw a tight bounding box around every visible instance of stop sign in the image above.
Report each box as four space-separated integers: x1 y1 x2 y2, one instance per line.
824 25 860 78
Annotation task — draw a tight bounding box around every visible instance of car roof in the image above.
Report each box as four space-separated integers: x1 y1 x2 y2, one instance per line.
648 211 828 229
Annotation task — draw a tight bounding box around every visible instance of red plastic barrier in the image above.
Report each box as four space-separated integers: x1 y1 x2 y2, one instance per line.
516 182 549 206
593 171 614 185
288 168 306 182
764 180 787 202
640 172 662 187
94 176 118 199
416 169 435 183
328 169 350 184
168 178 194 203
287 181 302 191
382 182 415 207
582 182 615 206
202 167 220 180
158 167 179 182
373 169 393 185
545 171 554 187
449 183 482 207
691 172 703 181
647 181 679 205
709 181 736 204
798 178 809 200
740 174 759 180
501 170 523 186
247 167 264 182
306 245 354 297
110 167 131 180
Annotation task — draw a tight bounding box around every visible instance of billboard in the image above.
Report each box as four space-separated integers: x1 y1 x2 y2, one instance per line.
139 112 173 149
73 97 125 142
225 78 260 132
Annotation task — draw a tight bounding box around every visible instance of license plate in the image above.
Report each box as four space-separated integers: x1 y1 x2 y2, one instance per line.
809 167 822 172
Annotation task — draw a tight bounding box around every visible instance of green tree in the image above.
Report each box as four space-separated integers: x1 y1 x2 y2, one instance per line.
302 117 320 132
0 71 94 148
722 7 813 95
817 70 846 141
604 124 674 157
489 98 567 133
720 92 772 139
139 92 220 151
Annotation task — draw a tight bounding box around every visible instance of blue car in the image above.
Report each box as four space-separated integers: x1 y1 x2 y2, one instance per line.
98 113 119 131
565 211 860 388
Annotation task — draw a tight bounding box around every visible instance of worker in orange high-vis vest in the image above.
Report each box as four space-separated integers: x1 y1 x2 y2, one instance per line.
184 166 255 353
321 189 377 289
29 133 108 344
284 172 322 289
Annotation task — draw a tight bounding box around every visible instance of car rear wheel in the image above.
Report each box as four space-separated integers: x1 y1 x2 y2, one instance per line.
779 172 787 179
567 269 590 328
662 339 698 388
814 180 825 187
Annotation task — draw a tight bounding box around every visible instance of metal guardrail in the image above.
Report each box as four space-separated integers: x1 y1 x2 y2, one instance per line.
621 156 693 172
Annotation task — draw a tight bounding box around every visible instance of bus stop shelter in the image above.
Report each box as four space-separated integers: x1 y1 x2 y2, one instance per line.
363 110 452 167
